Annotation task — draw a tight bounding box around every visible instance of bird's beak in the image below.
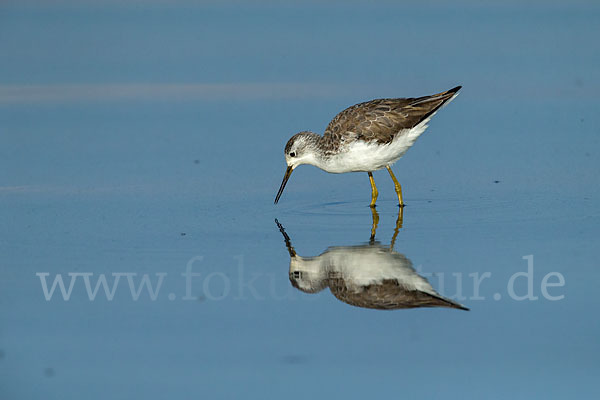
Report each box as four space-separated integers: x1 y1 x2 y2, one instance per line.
274 166 293 204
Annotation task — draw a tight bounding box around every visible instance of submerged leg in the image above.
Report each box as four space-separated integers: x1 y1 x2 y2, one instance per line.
368 172 378 208
370 206 380 243
386 166 404 207
390 206 404 251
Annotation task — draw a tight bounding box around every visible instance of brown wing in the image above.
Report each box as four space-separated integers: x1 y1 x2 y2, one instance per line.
328 278 469 311
323 86 461 147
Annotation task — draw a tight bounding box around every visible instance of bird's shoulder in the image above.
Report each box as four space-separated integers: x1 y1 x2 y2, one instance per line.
323 98 419 145
329 278 464 310
322 87 461 145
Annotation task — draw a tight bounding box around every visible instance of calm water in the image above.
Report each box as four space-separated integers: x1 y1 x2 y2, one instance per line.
1 1 599 399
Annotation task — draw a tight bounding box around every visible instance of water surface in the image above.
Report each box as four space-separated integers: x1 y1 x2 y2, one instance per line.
1 1 599 399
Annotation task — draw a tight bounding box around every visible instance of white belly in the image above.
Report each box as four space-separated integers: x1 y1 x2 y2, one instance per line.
321 122 429 173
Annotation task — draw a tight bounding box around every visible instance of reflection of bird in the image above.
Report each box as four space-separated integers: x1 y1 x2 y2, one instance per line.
274 86 461 207
275 213 468 311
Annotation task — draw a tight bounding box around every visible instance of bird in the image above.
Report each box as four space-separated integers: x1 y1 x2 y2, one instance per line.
274 86 461 207
275 217 468 311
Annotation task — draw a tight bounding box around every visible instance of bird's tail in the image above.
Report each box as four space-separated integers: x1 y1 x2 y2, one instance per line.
411 85 462 126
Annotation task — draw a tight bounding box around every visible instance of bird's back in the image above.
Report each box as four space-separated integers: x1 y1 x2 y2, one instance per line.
329 278 469 310
322 86 461 151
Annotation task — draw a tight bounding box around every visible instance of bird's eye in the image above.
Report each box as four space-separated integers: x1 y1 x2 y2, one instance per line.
289 152 296 157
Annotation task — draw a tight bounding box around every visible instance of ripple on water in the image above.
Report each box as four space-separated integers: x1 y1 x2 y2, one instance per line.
272 192 597 233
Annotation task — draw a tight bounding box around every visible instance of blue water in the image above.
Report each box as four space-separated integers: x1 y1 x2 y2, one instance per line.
1 1 599 399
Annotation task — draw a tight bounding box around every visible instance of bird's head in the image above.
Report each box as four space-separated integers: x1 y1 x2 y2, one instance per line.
289 256 327 294
274 131 320 204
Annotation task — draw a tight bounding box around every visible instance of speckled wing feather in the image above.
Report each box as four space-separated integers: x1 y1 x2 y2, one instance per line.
323 86 461 148
328 278 468 310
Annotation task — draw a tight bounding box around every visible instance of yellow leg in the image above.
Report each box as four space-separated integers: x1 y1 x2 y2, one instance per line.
390 207 404 251
368 172 378 208
386 166 404 207
370 206 379 243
